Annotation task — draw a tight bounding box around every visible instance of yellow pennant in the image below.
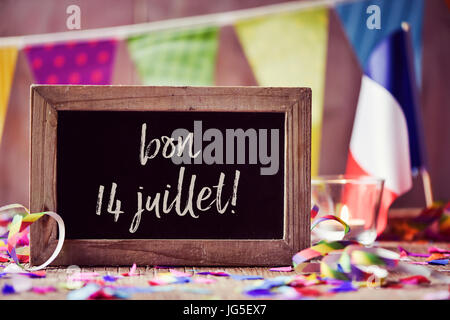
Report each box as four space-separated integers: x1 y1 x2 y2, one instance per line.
0 46 18 144
235 8 329 176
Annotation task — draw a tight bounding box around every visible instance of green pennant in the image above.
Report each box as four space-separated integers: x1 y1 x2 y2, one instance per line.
127 26 219 86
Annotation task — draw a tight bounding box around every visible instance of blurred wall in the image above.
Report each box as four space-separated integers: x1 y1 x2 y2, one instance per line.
0 0 448 208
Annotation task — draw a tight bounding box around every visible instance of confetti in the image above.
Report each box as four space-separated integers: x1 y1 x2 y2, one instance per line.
58 280 85 290
399 275 431 285
229 274 264 281
196 271 230 277
269 266 293 272
429 246 450 254
2 284 15 295
244 288 275 297
328 281 358 293
68 272 100 281
0 201 448 301
103 275 122 282
428 259 449 266
294 287 323 297
193 278 217 284
169 269 193 277
88 287 130 300
380 202 450 241
0 204 65 270
292 240 358 267
398 246 429 258
148 273 191 286
382 281 404 289
31 286 57 294
122 263 138 276
426 253 447 261
67 283 101 300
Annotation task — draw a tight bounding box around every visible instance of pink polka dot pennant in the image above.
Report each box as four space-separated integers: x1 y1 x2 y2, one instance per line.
25 39 117 85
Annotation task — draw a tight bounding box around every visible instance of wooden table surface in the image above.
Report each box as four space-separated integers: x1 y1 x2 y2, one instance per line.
1 241 449 300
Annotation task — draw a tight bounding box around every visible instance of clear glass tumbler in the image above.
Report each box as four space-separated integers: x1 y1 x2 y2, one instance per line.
311 175 384 246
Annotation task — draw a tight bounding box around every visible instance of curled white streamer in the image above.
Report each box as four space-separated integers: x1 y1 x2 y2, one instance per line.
0 204 65 271
25 211 65 271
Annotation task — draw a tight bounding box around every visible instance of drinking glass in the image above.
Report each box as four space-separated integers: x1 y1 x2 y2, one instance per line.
311 175 384 246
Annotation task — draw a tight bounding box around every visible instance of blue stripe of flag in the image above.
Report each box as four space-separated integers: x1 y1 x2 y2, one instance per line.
335 0 424 86
365 28 426 173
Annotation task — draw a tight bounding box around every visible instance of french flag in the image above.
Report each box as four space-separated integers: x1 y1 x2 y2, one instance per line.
346 25 426 234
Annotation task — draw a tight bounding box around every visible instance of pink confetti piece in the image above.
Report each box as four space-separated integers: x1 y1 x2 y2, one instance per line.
68 272 100 281
32 286 57 294
426 253 447 261
197 271 230 277
399 275 431 285
193 278 217 284
398 246 429 258
428 246 450 254
169 269 193 277
25 270 46 278
122 263 138 276
269 266 293 272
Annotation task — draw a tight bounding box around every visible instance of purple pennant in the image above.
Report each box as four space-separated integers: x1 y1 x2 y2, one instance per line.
25 39 117 85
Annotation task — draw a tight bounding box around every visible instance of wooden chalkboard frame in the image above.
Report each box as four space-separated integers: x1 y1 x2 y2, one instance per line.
30 85 311 266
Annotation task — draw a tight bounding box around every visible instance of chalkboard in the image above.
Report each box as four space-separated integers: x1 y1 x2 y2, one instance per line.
57 111 285 240
30 86 311 266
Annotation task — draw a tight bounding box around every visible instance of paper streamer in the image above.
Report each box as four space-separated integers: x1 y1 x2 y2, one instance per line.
310 204 319 219
321 244 399 281
0 204 65 271
292 239 404 282
311 214 351 235
292 240 358 267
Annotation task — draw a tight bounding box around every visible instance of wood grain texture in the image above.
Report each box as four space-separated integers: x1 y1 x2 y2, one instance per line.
30 85 311 267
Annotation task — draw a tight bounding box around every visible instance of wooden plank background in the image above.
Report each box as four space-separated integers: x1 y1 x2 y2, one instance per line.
0 0 448 210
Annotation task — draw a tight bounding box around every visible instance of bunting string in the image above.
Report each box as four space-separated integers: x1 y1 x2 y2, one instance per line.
0 0 353 49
